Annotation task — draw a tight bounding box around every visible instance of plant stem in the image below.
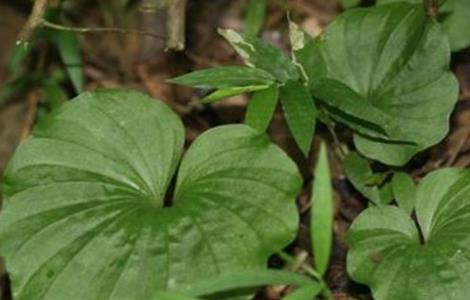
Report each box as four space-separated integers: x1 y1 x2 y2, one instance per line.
277 251 334 300
166 0 188 50
18 0 49 43
41 20 165 40
320 107 346 161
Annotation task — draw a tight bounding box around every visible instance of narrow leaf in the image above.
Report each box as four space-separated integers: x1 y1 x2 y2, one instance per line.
0 90 302 300
280 80 316 156
245 0 267 37
392 172 417 214
245 84 279 132
202 85 269 103
311 143 334 276
311 78 392 140
283 283 323 300
168 67 275 89
50 30 83 93
177 269 316 297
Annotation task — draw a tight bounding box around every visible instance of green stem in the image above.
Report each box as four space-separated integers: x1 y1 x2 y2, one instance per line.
319 107 346 161
277 251 334 300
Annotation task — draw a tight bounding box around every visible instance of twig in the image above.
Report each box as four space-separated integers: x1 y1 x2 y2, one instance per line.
17 0 165 43
41 20 165 40
446 131 470 167
20 90 41 140
18 0 49 43
166 0 188 51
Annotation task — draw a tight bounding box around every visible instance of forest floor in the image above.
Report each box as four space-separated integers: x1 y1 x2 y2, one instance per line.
1 1 470 299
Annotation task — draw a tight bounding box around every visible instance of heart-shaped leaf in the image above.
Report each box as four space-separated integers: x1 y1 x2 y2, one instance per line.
304 3 458 165
0 90 302 300
378 0 470 51
348 168 470 300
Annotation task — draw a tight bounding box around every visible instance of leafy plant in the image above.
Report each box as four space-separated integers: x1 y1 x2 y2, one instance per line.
169 30 317 158
0 90 302 300
2 0 469 299
302 2 458 165
348 168 470 300
171 2 458 166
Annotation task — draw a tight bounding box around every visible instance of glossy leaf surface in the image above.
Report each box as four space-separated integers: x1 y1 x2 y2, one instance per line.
348 168 470 300
307 3 458 165
0 90 301 300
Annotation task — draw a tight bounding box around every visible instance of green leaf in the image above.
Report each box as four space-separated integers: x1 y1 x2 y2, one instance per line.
0 90 302 300
289 22 325 86
245 0 267 37
308 3 458 165
344 152 385 204
280 80 316 157
201 84 270 103
311 143 333 276
347 168 470 300
378 0 470 51
244 84 279 132
311 79 391 140
168 67 276 89
391 172 416 214
178 269 316 297
49 30 84 93
218 29 299 82
42 78 68 111
282 284 323 300
153 291 202 300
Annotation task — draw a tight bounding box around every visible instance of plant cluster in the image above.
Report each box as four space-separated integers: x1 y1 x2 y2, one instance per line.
1 1 470 300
